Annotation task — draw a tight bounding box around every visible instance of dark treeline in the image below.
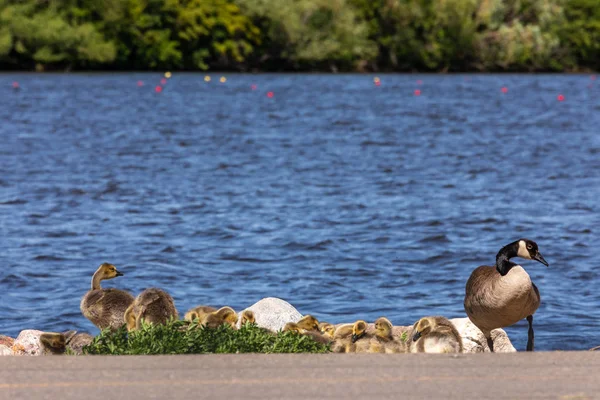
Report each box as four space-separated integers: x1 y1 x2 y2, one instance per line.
0 0 598 72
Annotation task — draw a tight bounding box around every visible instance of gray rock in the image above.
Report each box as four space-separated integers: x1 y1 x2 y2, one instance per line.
0 345 13 356
13 330 45 355
450 317 516 353
238 297 302 331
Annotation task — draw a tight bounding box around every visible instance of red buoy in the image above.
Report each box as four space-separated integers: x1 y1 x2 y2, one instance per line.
501 87 508 93
12 81 19 89
267 91 274 98
160 78 167 85
414 89 421 96
251 84 257 90
416 80 423 85
137 80 144 87
557 94 565 101
155 85 163 93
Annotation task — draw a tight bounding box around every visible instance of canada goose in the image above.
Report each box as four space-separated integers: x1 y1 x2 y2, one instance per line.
240 310 256 325
331 324 354 353
129 288 178 331
464 238 548 352
80 263 134 331
374 317 406 353
410 316 463 353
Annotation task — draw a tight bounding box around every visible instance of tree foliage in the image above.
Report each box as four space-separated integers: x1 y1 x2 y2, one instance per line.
0 0 598 71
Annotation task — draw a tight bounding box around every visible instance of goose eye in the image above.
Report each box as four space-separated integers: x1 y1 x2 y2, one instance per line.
527 245 533 250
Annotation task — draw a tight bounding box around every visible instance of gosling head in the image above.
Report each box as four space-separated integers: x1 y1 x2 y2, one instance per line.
240 310 255 325
319 322 335 339
516 239 549 266
98 263 124 279
39 332 67 354
351 320 367 343
412 317 434 342
214 306 238 328
297 315 320 332
374 317 393 339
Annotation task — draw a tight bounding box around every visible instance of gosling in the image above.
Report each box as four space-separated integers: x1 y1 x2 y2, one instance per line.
330 324 354 353
319 322 336 340
127 288 178 331
410 316 463 353
373 317 406 353
283 319 330 344
464 239 548 352
185 306 238 328
239 310 256 326
351 320 374 353
80 263 134 331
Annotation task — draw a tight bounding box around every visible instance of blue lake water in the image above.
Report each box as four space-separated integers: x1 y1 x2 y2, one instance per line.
1 73 599 351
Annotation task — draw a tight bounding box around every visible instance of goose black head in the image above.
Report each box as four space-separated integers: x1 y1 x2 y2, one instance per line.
516 239 549 267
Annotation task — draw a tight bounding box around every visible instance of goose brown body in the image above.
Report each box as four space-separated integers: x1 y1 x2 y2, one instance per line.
129 288 178 330
463 239 548 351
80 263 134 331
465 265 540 336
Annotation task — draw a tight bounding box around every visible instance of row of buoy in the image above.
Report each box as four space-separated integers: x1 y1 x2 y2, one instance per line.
8 73 597 101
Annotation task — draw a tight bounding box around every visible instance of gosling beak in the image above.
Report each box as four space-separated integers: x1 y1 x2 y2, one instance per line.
412 331 422 342
351 334 360 343
533 253 549 267
115 270 124 277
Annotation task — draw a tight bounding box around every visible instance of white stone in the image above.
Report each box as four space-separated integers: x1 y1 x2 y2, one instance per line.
450 317 516 353
238 297 302 332
13 330 44 356
0 345 13 356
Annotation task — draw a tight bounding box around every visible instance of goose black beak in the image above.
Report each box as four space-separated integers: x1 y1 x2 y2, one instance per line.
533 253 549 267
412 331 422 342
115 270 124 277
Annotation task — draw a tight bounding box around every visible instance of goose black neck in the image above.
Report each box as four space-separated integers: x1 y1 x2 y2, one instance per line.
495 241 519 276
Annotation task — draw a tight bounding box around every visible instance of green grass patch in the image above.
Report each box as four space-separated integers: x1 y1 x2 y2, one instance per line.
83 320 330 355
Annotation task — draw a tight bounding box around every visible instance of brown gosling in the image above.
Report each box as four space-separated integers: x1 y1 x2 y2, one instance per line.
202 306 238 329
129 288 178 331
39 331 94 355
464 239 548 352
239 310 256 326
351 320 374 353
64 331 94 355
282 321 330 344
80 263 134 331
39 332 67 355
296 315 320 332
319 322 336 340
330 324 354 353
373 317 406 354
410 316 463 353
184 306 217 323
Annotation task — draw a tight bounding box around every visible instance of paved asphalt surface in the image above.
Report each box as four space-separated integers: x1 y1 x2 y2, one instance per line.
0 352 597 400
